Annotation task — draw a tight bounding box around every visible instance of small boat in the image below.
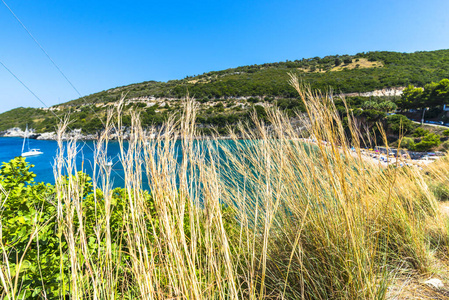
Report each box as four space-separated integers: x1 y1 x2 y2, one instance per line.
22 148 44 157
21 125 43 157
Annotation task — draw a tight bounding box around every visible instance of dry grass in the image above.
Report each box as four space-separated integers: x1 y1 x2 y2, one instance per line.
0 76 448 299
331 58 383 71
298 58 384 73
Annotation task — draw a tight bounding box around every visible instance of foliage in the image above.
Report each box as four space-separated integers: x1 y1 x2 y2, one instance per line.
0 157 60 298
398 78 449 110
0 158 150 298
398 85 424 109
386 114 415 135
413 127 430 137
414 133 442 151
400 137 415 150
3 49 449 134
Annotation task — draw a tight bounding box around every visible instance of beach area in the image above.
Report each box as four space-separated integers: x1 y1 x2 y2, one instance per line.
298 137 442 169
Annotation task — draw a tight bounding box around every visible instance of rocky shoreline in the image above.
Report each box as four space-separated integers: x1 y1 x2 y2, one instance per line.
0 127 98 140
0 127 233 141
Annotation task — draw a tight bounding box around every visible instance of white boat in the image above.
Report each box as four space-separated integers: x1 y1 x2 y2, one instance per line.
22 148 44 157
21 125 43 157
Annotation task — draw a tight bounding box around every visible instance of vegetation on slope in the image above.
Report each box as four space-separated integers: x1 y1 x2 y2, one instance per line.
64 49 449 102
1 49 449 142
1 84 449 299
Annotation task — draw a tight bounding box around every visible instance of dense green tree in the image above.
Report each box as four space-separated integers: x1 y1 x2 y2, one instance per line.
414 133 441 151
400 136 415 150
413 127 430 137
433 78 449 106
378 101 397 112
398 85 423 109
386 114 415 135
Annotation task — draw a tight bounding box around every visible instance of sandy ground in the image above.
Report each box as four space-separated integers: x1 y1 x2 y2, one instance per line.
298 138 439 169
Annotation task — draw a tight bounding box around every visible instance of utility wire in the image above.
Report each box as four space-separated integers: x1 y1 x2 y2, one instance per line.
1 0 105 125
0 1 128 181
0 59 125 183
1 0 82 97
0 61 50 110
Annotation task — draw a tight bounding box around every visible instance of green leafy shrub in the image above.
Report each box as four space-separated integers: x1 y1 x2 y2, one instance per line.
443 129 449 137
413 127 430 137
0 157 60 298
400 137 415 150
386 114 415 135
414 133 441 151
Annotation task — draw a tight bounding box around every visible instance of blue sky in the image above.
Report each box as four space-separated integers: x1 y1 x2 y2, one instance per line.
0 0 448 113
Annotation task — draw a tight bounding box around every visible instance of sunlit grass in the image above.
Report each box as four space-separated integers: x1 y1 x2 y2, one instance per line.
1 77 448 299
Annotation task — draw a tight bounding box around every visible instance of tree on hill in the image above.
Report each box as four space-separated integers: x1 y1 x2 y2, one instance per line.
398 78 449 110
398 85 423 109
386 114 415 136
414 133 441 151
427 78 449 106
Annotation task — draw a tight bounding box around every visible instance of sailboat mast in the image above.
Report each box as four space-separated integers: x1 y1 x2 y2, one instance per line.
21 125 27 154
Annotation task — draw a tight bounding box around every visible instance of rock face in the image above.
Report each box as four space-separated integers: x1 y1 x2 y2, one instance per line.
2 127 164 141
344 87 405 97
0 127 27 138
0 127 98 140
36 129 97 140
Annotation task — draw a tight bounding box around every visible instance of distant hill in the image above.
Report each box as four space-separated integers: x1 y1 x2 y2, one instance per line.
1 49 449 134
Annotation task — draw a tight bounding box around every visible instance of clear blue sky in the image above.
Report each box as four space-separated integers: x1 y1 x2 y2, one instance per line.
1 0 448 113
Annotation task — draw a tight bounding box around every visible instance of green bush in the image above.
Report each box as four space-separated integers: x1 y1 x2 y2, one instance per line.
400 137 415 150
443 129 449 137
0 157 60 298
386 114 415 135
0 158 146 298
414 133 441 151
413 127 430 137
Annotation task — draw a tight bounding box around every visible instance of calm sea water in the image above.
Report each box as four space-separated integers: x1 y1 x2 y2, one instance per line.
0 137 262 190
0 137 132 188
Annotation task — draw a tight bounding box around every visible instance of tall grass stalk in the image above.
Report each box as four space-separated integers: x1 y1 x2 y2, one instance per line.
1 78 447 299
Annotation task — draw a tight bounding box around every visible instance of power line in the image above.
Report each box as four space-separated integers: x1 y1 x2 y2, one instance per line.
1 0 82 97
0 61 50 110
1 0 105 125
0 1 127 182
0 59 125 183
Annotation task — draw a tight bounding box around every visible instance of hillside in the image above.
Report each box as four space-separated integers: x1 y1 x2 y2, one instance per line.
1 49 449 134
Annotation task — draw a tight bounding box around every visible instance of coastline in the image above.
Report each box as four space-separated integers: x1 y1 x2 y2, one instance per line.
0 127 234 141
0 127 98 140
298 137 441 168
1 128 443 167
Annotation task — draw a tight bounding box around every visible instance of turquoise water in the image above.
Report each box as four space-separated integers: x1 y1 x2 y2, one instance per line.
0 137 130 188
0 137 235 189
0 137 269 190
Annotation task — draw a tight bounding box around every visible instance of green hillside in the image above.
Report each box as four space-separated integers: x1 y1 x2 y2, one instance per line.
1 49 449 134
65 49 449 103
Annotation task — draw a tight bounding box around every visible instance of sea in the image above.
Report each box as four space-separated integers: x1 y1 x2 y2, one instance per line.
0 137 132 188
0 137 243 189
